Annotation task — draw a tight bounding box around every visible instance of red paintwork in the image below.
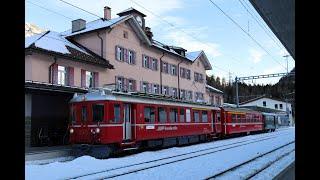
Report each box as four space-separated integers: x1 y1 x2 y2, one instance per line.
69 99 264 148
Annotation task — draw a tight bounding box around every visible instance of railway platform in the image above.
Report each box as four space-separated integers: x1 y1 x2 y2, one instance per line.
25 145 72 162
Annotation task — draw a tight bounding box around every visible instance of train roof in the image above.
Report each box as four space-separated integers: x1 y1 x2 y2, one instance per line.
221 107 261 114
70 88 220 110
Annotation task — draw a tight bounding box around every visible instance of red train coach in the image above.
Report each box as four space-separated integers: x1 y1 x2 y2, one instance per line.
68 89 222 158
220 107 264 136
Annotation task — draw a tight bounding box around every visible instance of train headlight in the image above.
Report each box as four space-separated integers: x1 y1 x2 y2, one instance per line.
95 128 100 133
69 128 74 134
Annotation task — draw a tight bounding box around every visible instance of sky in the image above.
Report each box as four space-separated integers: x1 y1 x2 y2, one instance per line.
25 0 295 85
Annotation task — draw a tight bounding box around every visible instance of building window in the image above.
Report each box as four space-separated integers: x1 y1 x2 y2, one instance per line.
143 55 149 68
195 92 204 101
144 107 155 123
171 65 177 75
280 104 283 109
275 104 278 109
199 74 203 83
153 84 159 94
180 90 186 99
186 69 191 80
128 79 133 91
92 104 104 122
163 86 169 95
170 108 178 123
193 111 200 122
142 82 148 93
180 67 185 78
86 71 93 88
123 31 128 39
172 88 177 97
188 91 193 100
116 77 123 91
128 50 135 64
58 66 66 85
263 101 266 107
158 107 166 123
116 46 123 61
202 111 208 122
152 59 158 70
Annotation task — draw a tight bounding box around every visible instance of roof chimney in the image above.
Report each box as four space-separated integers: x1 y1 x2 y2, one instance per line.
72 19 86 33
144 27 153 40
104 6 111 20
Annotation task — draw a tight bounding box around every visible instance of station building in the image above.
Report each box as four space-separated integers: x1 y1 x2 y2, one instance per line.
25 7 223 147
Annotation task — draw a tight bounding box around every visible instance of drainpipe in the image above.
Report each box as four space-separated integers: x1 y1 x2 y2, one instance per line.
177 59 184 99
159 52 165 94
97 32 104 58
49 57 57 84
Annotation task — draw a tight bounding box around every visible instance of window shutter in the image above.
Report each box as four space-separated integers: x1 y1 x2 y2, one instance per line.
132 51 136 64
140 81 143 92
148 83 152 93
51 63 58 84
133 80 136 91
125 78 129 91
94 72 99 88
154 59 158 70
121 48 124 61
124 49 128 62
68 67 74 86
115 76 118 90
81 69 86 87
115 46 120 60
142 55 145 67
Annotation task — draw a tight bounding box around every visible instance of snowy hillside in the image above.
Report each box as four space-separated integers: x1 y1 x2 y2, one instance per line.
25 23 46 37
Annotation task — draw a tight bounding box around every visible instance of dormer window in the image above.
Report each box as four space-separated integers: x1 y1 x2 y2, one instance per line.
136 16 142 26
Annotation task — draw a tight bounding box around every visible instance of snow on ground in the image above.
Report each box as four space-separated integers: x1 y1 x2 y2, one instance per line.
251 150 295 180
25 127 294 180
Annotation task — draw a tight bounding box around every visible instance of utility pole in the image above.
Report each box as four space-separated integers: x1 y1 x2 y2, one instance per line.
235 77 239 107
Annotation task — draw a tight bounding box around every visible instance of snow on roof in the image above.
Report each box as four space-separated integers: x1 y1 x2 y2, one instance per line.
206 84 223 94
186 51 202 62
60 15 129 37
25 31 90 55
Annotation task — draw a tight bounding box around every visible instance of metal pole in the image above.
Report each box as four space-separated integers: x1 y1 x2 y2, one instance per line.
283 55 290 125
235 77 239 107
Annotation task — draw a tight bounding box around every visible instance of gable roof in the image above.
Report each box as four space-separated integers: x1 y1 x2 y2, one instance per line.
186 50 212 70
25 31 113 68
239 95 289 105
60 15 152 46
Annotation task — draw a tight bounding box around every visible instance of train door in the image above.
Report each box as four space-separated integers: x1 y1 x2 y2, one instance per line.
123 103 132 140
215 111 222 133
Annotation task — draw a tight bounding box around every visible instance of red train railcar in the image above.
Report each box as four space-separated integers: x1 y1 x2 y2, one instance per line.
220 107 263 136
68 89 221 158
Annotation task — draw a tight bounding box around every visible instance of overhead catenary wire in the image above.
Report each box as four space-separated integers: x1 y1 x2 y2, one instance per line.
208 0 287 71
26 0 73 20
237 0 284 50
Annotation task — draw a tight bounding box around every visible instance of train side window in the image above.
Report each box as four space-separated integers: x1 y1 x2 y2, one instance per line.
231 114 236 123
180 108 185 122
170 108 178 123
217 113 221 122
193 111 199 122
70 105 76 123
144 107 155 123
237 114 241 123
92 104 104 122
202 111 208 122
186 109 191 122
81 106 87 122
158 107 166 123
113 104 121 123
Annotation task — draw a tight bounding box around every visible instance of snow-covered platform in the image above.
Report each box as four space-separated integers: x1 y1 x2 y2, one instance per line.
25 145 72 162
26 127 295 180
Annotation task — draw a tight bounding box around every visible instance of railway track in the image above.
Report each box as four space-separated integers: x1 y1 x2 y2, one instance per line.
205 141 295 180
65 131 292 179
